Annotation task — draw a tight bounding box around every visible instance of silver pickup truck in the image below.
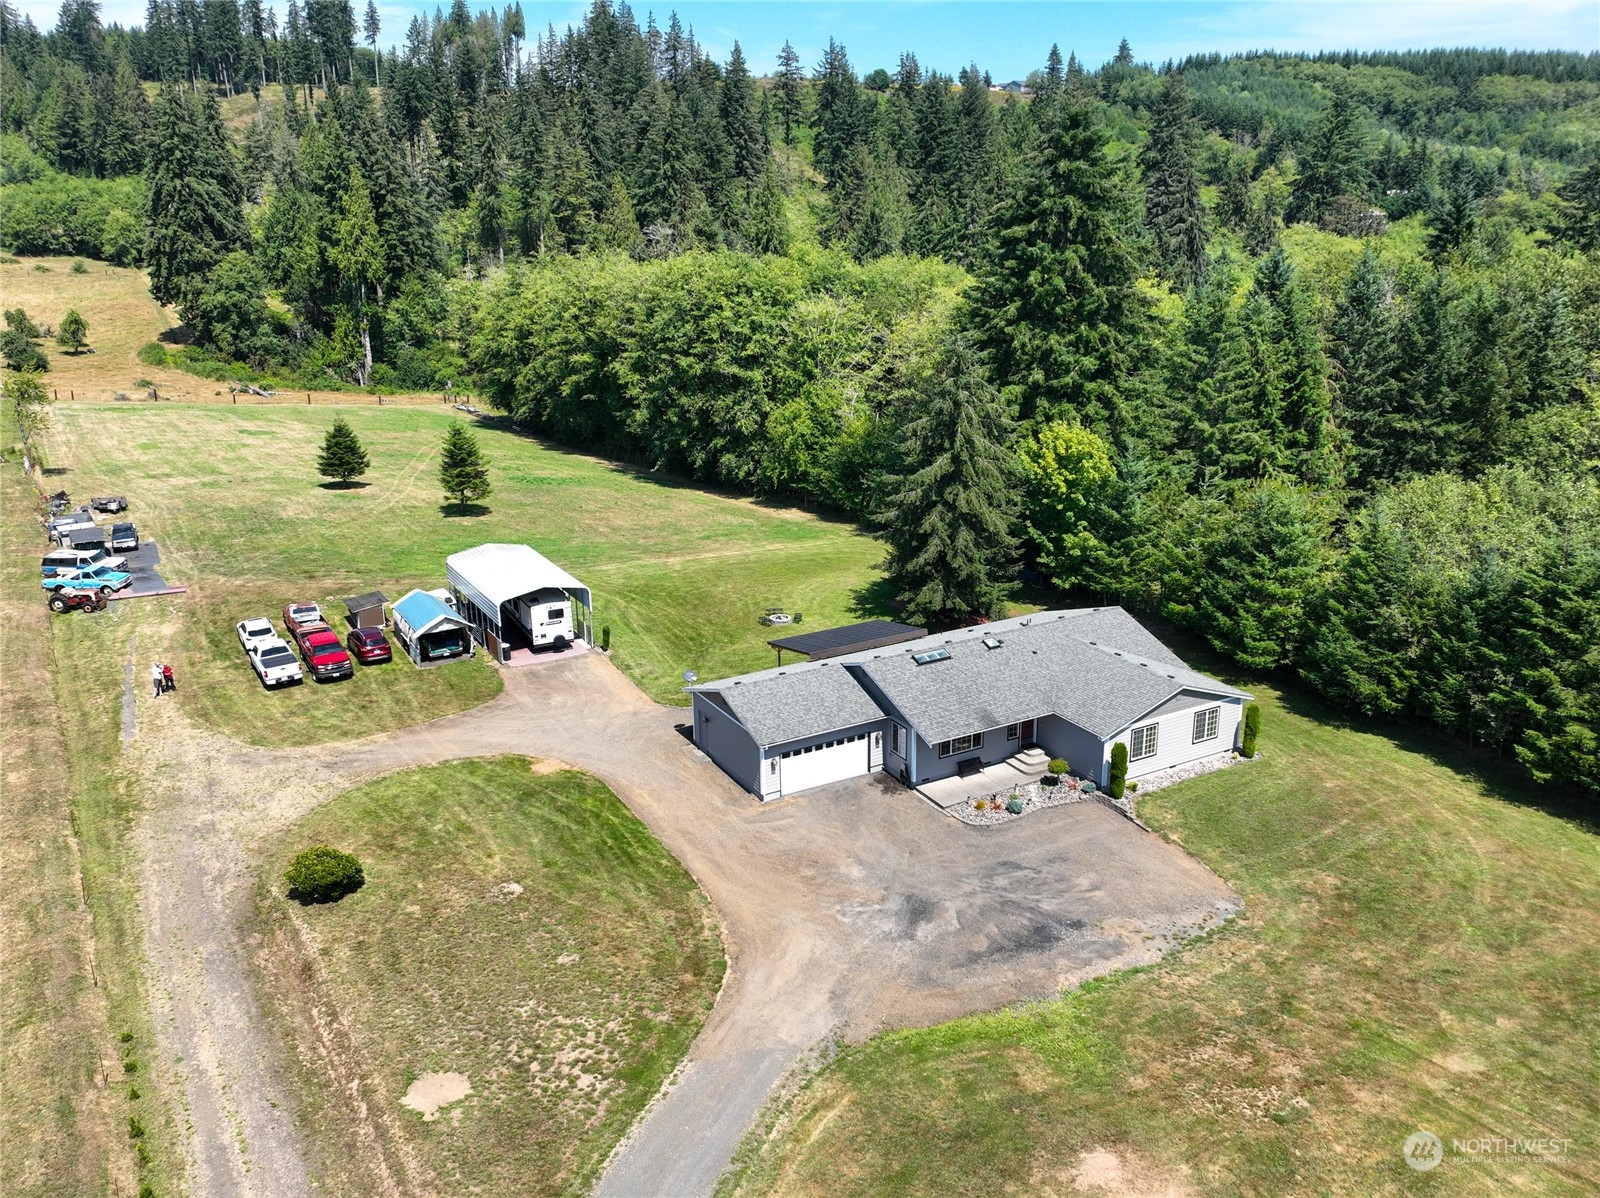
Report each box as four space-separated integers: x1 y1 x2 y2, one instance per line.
248 638 304 688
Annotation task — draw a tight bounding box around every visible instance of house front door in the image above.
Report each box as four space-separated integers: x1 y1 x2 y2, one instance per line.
1019 718 1036 744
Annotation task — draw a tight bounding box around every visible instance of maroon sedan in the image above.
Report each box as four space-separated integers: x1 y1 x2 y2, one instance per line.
346 626 393 665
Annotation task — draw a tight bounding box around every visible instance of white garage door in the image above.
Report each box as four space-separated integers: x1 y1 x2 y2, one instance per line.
777 732 869 795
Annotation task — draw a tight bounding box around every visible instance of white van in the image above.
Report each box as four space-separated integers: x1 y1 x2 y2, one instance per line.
42 546 128 577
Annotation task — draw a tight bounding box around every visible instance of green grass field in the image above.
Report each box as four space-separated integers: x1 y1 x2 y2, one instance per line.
250 756 723 1197
41 403 887 743
722 679 1600 1198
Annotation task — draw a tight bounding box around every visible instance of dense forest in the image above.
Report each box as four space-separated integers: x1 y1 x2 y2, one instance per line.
2 0 1597 800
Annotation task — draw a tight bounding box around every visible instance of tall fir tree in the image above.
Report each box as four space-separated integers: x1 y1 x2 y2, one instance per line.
720 41 765 182
439 422 491 507
1288 84 1370 224
967 99 1149 437
144 84 249 315
1328 250 1398 490
316 415 370 483
1252 247 1336 486
774 40 803 147
876 337 1019 624
1140 71 1208 289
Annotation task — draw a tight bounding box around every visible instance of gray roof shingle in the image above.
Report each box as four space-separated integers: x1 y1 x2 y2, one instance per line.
698 661 887 747
692 608 1248 749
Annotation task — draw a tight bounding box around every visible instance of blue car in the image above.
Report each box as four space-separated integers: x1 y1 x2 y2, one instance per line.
42 564 132 595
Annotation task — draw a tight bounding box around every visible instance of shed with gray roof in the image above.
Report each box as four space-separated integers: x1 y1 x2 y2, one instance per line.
689 608 1250 801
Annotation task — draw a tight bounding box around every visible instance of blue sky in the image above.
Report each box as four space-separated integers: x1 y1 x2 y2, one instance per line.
32 0 1600 80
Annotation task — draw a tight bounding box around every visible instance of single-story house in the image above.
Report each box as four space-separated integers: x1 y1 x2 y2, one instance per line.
688 607 1250 801
343 590 389 629
391 588 474 664
446 543 593 663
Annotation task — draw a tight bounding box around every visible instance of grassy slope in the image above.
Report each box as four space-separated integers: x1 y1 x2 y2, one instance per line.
42 403 886 743
250 756 724 1197
1 464 182 1197
724 679 1600 1197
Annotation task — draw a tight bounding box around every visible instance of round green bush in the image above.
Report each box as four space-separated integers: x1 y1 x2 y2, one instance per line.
1047 758 1069 776
1005 797 1023 814
284 845 365 904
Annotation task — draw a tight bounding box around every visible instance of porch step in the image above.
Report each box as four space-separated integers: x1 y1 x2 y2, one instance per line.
1005 746 1050 775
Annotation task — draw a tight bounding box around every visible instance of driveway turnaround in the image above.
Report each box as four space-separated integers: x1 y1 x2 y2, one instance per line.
135 651 1238 1198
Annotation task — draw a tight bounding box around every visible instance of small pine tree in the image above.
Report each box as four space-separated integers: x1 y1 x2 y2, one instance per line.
56 309 89 354
1108 741 1128 798
439 422 491 508
316 417 370 484
1241 702 1261 758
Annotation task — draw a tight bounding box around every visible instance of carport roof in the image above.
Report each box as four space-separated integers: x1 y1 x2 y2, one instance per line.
768 619 926 660
446 543 590 617
690 661 886 748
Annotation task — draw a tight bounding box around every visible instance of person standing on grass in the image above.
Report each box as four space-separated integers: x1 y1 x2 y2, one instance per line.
151 662 163 698
162 663 175 693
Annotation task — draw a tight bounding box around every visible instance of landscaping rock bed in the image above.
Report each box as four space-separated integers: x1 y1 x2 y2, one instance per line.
947 750 1253 828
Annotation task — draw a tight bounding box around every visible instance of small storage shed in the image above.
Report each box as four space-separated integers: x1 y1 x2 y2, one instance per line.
391 589 473 664
343 590 389 629
445 543 593 664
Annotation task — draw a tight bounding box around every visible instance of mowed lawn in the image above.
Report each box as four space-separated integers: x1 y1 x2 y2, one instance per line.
41 403 887 742
251 756 723 1197
724 682 1600 1198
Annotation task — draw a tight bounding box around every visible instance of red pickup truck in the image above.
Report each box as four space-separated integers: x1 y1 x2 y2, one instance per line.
294 623 354 682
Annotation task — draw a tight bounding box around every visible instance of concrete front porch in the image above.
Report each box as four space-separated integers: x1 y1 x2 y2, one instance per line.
916 746 1051 809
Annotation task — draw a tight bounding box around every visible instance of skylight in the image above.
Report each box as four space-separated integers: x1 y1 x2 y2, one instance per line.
981 636 1003 650
911 647 951 665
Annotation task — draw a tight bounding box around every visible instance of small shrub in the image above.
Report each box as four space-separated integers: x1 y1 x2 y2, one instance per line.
1005 797 1023 814
973 799 987 811
71 259 88 274
1128 780 1138 792
127 1085 140 1100
137 1146 152 1170
1081 779 1098 794
128 1116 146 1139
1108 742 1128 800
1047 758 1069 776
136 342 167 366
284 845 365 904
119 1030 134 1043
123 1059 138 1073
601 624 611 651
32 262 50 272
134 377 152 388
1241 702 1260 758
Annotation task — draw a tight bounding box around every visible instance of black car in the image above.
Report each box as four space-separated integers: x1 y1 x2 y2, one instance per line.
109 521 139 551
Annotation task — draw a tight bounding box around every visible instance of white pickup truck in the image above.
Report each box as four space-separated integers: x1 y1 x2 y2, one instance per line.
248 637 304 688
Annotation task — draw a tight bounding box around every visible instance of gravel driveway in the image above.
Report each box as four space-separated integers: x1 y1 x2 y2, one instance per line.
136 651 1237 1198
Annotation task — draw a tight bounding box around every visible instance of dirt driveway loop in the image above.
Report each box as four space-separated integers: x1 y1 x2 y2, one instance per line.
132 651 1239 1198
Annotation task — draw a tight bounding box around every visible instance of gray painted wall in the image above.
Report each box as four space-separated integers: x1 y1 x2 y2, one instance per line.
1035 715 1108 784
692 692 761 795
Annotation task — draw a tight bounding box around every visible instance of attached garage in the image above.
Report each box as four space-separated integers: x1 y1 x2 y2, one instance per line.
445 543 594 664
688 661 887 801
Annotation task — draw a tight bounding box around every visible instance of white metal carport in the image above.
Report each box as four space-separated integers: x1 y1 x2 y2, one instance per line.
445 543 594 663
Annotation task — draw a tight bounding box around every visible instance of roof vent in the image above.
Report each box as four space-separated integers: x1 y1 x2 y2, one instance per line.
911 647 952 666
982 636 1003 650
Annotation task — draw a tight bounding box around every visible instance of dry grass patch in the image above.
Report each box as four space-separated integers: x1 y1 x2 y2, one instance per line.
251 755 724 1197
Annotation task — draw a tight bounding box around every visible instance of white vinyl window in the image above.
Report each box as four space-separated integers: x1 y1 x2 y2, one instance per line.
1006 723 1020 741
1129 723 1159 761
1192 706 1220 743
938 732 983 758
891 723 906 756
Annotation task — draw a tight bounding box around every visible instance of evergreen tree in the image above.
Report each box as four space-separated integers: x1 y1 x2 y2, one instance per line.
967 100 1149 435
36 62 94 173
56 309 89 353
720 41 765 182
1328 250 1397 489
92 52 150 175
742 163 789 254
439 421 492 507
876 337 1019 624
1140 71 1208 289
331 165 386 385
1425 184 1479 262
774 40 803 146
144 85 249 316
1551 144 1600 252
1288 84 1370 224
594 174 643 255
1390 270 1465 475
1252 247 1335 485
1216 155 1252 231
362 0 378 82
316 415 370 483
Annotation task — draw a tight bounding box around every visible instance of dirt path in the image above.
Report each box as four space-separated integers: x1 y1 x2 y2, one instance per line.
134 652 1237 1197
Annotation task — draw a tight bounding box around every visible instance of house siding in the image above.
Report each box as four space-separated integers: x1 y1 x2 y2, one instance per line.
1108 695 1244 782
757 718 889 799
1034 715 1106 782
692 692 762 795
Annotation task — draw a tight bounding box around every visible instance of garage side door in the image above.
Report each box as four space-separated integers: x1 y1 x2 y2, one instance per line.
777 732 869 795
